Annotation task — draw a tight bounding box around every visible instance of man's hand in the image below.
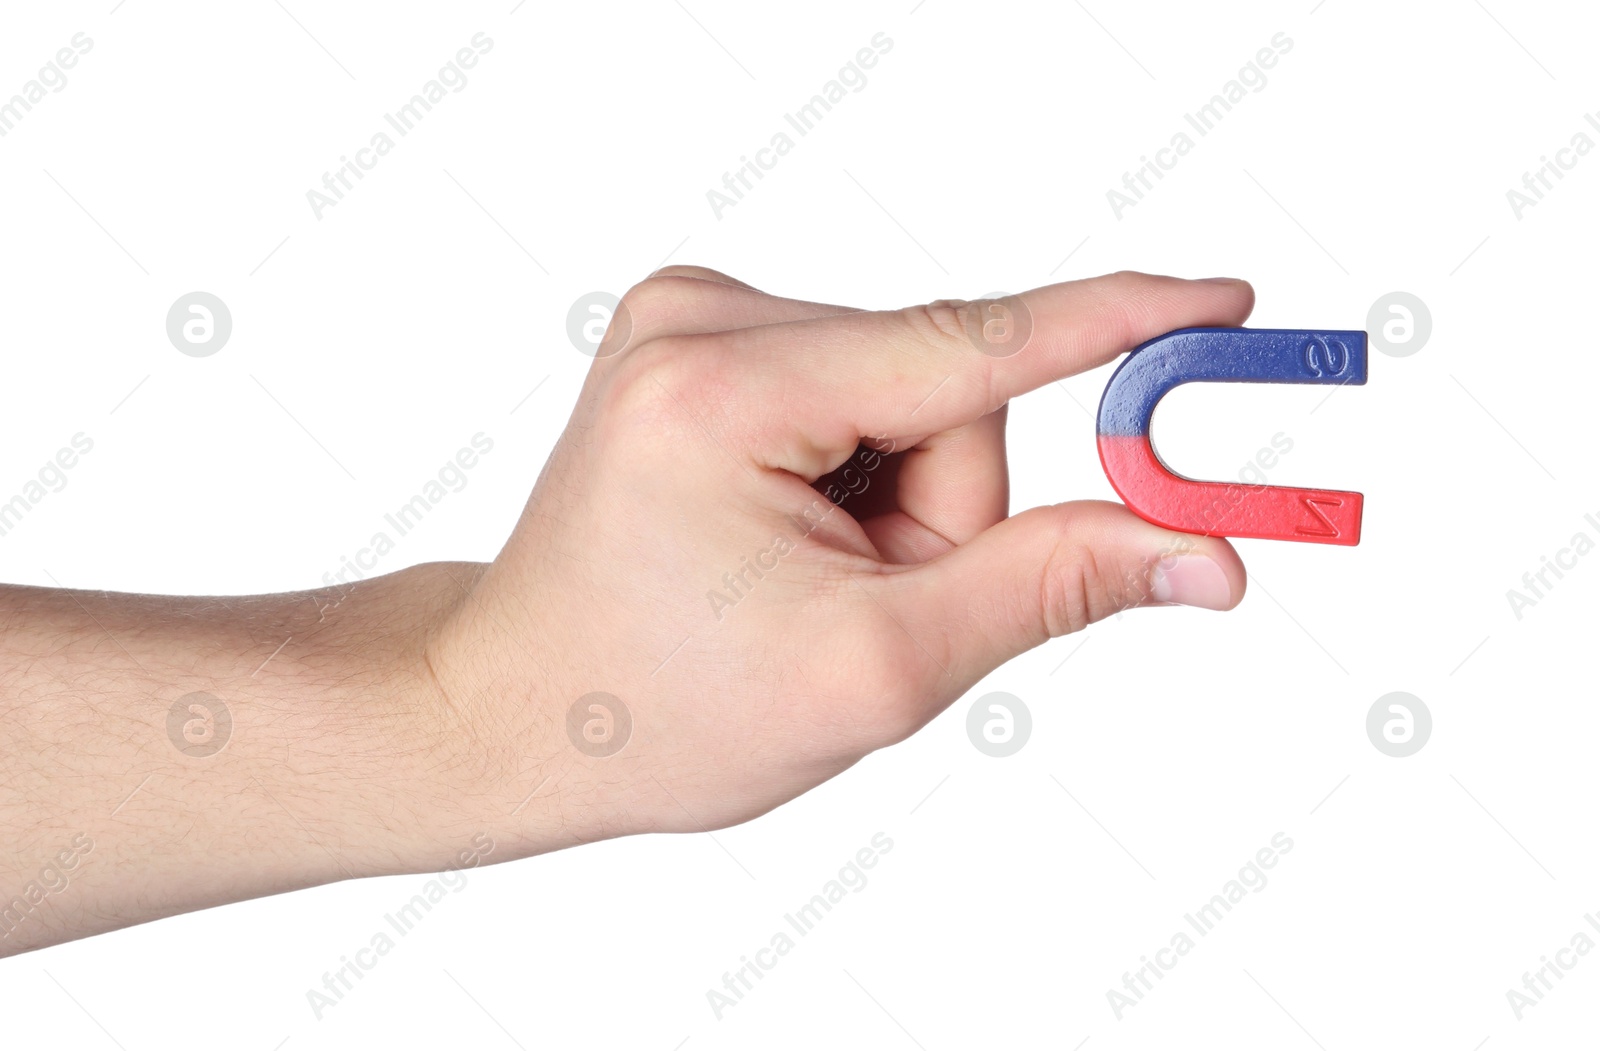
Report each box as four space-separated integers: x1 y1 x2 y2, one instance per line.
434 268 1253 848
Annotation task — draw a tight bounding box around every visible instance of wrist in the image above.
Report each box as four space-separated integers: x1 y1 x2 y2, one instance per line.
386 562 586 874
195 561 558 885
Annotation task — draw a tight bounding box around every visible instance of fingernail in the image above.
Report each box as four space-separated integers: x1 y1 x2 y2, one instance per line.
1149 556 1232 610
1198 276 1244 284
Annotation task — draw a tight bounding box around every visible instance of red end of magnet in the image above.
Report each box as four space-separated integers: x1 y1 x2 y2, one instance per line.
1097 434 1362 545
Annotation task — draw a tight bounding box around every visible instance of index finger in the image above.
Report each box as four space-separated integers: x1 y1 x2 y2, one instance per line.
706 271 1254 477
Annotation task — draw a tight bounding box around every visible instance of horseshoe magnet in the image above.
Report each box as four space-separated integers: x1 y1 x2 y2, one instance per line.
1096 327 1367 546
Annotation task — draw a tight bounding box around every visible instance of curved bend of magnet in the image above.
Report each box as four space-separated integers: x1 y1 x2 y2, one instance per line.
1096 327 1367 546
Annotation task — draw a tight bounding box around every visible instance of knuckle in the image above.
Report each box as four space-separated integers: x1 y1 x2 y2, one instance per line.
618 275 703 329
650 264 750 288
599 336 701 418
896 299 1005 412
597 335 735 442
1100 270 1152 299
901 298 973 347
1037 542 1093 638
648 264 712 280
1037 540 1140 638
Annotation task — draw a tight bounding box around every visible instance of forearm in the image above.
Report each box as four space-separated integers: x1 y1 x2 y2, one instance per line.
0 562 557 956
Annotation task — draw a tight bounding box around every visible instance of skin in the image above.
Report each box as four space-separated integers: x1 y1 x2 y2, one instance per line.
0 269 1252 956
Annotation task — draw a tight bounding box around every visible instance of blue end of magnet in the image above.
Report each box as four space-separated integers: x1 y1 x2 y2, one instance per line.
1097 328 1369 438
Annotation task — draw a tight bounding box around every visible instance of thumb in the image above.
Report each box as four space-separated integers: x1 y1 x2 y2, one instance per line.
896 500 1246 690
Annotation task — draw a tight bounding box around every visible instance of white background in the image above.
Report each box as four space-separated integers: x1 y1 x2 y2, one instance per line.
1 0 1596 1047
